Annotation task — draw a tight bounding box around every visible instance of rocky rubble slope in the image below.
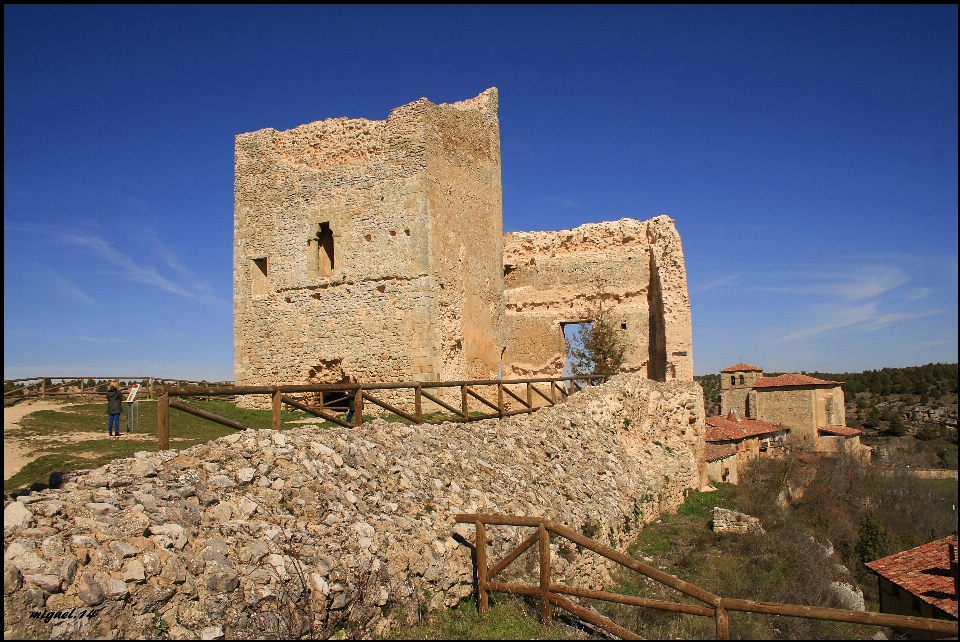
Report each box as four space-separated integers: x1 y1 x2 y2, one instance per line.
3 374 704 639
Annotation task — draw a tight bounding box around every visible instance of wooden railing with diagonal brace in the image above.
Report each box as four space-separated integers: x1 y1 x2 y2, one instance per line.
455 514 959 640
154 376 604 450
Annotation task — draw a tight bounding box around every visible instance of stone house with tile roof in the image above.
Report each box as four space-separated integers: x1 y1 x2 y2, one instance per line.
718 364 869 457
704 411 790 484
866 535 958 623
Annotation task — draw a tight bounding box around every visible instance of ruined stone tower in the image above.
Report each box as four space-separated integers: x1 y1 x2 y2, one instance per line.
234 89 504 387
234 89 694 389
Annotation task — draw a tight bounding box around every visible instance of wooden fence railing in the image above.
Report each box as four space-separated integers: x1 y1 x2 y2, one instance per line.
4 377 231 401
155 376 603 450
455 514 959 640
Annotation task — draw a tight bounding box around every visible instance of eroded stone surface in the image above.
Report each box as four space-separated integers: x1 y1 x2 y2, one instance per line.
232 89 694 413
3 374 704 639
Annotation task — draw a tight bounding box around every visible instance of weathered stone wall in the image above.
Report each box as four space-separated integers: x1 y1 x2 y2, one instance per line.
3 374 705 639
502 216 693 381
720 370 763 416
753 386 845 445
235 91 695 401
233 89 504 401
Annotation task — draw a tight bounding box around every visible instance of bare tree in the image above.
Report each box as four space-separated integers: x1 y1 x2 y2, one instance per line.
566 297 627 377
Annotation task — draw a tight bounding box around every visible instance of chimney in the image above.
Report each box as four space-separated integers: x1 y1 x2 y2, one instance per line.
726 409 739 422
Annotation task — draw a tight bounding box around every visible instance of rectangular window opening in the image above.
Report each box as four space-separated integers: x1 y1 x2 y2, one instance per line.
251 257 268 297
317 222 334 277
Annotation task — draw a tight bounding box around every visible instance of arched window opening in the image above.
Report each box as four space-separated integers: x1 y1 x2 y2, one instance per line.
739 374 745 385
731 375 736 386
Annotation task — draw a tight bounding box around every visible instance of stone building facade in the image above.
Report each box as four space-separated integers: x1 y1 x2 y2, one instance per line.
719 363 764 416
502 217 693 381
234 89 694 394
717 364 868 456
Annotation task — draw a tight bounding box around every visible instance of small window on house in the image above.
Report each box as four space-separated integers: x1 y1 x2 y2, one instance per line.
731 375 736 386
251 258 268 297
317 222 334 277
739 374 745 385
621 322 627 330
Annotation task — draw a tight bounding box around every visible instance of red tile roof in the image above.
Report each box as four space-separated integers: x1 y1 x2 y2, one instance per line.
819 426 862 437
705 443 738 462
720 363 763 372
705 415 789 442
866 535 958 618
753 373 841 388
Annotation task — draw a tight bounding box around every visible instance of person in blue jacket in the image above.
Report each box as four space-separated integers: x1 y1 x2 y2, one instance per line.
106 381 123 437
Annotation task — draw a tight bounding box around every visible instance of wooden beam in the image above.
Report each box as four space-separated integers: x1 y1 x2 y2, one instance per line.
361 392 418 425
415 386 422 424
543 520 721 608
168 398 252 432
539 522 551 623
476 521 488 614
550 584 715 617
158 393 169 451
549 593 641 640
352 388 363 427
280 395 353 428
502 385 530 409
466 387 500 413
421 389 467 418
530 384 554 406
488 530 540 580
272 390 281 431
719 598 958 634
456 514 545 527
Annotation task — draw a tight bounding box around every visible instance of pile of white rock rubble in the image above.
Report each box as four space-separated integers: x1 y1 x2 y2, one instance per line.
4 374 705 639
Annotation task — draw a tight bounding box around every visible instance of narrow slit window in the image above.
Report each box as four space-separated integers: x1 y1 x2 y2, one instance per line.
251 258 268 297
731 375 736 386
739 374 745 385
318 222 334 277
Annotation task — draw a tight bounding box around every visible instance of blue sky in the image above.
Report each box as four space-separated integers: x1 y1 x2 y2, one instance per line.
4 5 957 380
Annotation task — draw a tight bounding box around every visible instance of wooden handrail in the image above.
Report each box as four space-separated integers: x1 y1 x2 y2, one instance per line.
153 376 604 452
455 514 959 638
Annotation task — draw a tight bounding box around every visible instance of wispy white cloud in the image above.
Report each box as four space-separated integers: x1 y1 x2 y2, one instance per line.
70 335 129 344
546 196 580 209
42 269 99 306
692 274 739 294
765 257 948 345
62 233 225 306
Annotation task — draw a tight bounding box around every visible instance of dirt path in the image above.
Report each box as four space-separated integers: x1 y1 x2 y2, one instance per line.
4 400 70 480
4 399 155 481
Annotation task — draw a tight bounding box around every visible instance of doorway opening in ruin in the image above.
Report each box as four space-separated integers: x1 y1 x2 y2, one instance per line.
317 222 335 277
647 252 667 381
251 257 268 297
562 321 593 380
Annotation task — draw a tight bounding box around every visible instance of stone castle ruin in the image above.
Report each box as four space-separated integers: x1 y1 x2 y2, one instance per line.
234 88 693 390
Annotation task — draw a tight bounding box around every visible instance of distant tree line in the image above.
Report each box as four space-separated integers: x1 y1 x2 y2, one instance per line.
797 363 958 400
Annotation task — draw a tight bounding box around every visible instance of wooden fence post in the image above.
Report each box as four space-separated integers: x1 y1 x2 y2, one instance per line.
80 379 84 398
498 383 504 418
461 384 468 419
550 380 556 405
527 382 533 413
539 521 551 623
415 386 422 424
158 393 169 451
41 379 45 398
272 390 281 431
476 520 488 614
353 387 363 427
148 377 153 400
715 605 729 639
